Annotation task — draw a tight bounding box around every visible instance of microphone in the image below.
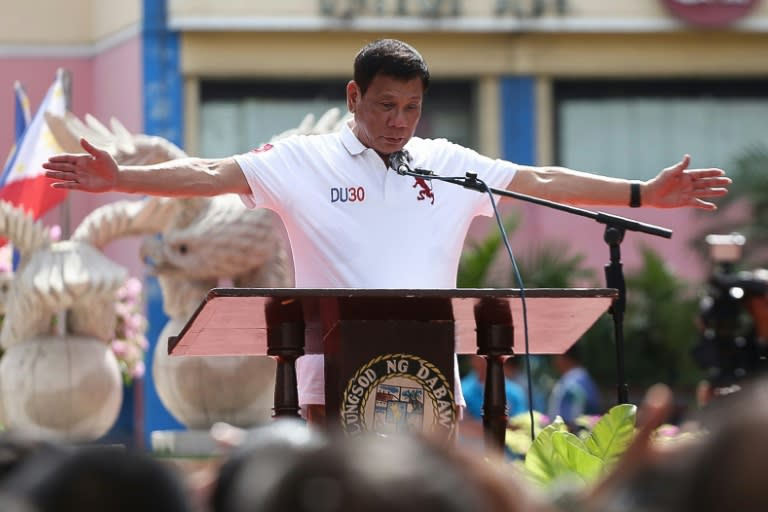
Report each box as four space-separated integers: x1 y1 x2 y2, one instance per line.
388 150 411 176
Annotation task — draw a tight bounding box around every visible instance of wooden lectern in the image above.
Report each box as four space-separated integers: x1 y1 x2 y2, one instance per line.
169 288 615 454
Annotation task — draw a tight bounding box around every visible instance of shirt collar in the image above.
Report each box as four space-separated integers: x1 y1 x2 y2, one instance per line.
341 118 367 156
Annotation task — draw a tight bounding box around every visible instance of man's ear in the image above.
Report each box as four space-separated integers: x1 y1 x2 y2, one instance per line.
346 80 359 113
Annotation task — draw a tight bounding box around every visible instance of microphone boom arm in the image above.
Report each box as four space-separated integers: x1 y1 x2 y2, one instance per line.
411 169 671 239
403 167 672 406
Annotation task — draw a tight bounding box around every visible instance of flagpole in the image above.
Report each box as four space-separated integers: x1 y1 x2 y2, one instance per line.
58 68 72 337
59 68 72 241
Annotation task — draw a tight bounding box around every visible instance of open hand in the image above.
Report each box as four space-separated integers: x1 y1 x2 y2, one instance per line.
43 138 119 192
643 155 731 210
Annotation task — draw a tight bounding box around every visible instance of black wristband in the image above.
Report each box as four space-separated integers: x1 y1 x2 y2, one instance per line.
629 181 642 208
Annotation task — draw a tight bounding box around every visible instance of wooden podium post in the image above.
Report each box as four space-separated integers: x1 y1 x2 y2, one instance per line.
169 288 615 455
475 297 516 454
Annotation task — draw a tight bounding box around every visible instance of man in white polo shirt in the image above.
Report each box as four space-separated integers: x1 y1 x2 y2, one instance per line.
234 120 517 412
44 38 731 423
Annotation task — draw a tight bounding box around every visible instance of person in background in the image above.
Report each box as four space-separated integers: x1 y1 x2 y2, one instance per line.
505 355 549 413
0 445 193 512
460 355 527 449
211 428 552 512
547 343 602 427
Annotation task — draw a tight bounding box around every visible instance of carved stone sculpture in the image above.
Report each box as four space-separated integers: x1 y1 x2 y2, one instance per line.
0 201 127 440
46 109 350 429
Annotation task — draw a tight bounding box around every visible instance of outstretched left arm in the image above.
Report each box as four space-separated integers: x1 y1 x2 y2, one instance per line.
508 154 731 211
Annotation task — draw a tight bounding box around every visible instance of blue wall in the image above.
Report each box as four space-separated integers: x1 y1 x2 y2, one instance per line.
141 0 185 449
500 77 536 165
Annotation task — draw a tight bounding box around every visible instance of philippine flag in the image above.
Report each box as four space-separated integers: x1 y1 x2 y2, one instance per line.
0 70 68 219
2 81 32 171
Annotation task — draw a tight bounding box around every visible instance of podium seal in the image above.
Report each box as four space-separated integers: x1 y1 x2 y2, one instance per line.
340 353 456 437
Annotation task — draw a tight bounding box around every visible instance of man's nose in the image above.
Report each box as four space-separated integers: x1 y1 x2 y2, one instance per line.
389 108 408 128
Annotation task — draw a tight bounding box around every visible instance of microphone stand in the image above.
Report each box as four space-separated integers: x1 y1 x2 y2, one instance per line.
403 168 672 406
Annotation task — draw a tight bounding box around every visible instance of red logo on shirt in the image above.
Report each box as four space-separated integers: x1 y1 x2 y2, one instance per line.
413 178 435 205
250 143 274 153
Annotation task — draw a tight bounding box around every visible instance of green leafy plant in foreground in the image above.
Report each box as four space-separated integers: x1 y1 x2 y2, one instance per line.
518 403 637 488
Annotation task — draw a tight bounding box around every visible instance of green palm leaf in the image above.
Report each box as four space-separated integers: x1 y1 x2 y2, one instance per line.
524 419 569 485
584 404 637 469
551 431 604 484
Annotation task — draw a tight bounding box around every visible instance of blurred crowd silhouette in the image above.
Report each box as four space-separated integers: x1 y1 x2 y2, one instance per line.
0 418 546 512
1 375 768 512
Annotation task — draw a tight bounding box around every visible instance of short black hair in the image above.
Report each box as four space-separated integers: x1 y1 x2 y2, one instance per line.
353 39 430 95
218 433 521 512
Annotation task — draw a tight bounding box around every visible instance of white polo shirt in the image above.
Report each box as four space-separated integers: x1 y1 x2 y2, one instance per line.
235 120 517 405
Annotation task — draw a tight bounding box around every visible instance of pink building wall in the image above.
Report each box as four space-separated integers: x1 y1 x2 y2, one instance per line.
469 200 717 290
514 205 709 282
0 59 92 155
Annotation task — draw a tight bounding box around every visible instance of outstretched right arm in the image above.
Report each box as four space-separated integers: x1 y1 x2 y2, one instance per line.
43 138 249 197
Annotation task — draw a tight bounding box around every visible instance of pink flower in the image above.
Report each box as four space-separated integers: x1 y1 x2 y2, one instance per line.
115 302 131 319
655 425 681 438
127 313 145 331
131 361 146 379
111 276 149 385
120 277 143 301
117 278 142 302
111 340 128 357
49 225 62 242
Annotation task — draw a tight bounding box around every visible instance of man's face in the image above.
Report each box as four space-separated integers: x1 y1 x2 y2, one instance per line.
347 74 423 157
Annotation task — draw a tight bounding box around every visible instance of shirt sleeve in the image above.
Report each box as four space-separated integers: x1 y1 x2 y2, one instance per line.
473 157 518 218
233 140 296 210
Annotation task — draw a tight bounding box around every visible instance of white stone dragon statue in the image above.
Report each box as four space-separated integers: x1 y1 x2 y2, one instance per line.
0 200 134 440
44 108 350 430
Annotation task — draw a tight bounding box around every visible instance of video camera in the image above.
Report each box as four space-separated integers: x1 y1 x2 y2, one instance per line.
693 234 768 392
